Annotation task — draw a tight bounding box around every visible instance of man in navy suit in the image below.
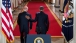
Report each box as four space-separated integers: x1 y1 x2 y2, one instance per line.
26 6 49 34
17 6 32 43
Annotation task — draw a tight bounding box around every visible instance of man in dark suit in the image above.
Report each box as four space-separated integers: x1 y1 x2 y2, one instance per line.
17 6 32 43
26 6 49 34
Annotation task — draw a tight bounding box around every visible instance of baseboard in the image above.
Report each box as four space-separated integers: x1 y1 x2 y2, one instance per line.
54 6 60 8
15 36 63 38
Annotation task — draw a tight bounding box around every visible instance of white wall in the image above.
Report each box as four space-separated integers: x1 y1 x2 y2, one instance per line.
53 0 55 3
73 0 76 43
0 0 6 43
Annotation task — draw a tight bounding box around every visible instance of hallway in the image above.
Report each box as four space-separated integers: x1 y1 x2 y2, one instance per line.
0 0 75 43
13 1 64 43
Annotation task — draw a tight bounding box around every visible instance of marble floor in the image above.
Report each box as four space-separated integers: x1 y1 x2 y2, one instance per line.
13 1 64 43
14 37 64 43
47 3 63 22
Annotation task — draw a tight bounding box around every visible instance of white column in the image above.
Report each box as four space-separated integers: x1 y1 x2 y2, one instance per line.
10 0 14 11
53 0 55 3
13 0 15 8
18 0 21 4
21 0 23 2
73 0 76 43
15 0 18 7
55 0 60 8
60 0 64 11
0 0 6 43
50 0 55 3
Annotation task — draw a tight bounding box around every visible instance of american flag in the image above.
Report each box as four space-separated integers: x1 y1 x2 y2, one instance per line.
1 0 14 42
62 0 73 42
63 0 69 13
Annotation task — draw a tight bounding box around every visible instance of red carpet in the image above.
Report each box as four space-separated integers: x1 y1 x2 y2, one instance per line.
14 2 62 36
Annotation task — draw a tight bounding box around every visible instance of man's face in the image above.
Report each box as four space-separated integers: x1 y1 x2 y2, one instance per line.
24 8 28 11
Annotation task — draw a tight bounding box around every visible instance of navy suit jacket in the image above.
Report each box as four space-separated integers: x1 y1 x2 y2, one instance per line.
17 11 32 32
32 11 49 32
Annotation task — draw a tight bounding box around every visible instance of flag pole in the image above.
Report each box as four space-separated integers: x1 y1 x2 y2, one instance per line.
68 0 70 43
73 0 76 42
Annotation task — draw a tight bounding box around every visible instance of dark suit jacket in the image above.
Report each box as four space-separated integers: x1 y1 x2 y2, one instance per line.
32 11 49 32
17 11 32 33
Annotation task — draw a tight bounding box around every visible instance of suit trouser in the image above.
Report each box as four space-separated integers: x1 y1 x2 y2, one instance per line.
36 27 47 34
20 31 29 43
37 31 47 34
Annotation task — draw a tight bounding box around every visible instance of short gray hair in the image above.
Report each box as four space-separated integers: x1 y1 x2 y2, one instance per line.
23 6 28 11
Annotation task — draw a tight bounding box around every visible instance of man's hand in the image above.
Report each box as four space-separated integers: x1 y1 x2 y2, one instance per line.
25 15 30 20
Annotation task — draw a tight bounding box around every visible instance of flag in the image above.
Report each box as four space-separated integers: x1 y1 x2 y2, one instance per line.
63 0 69 13
64 12 68 18
63 0 69 21
62 0 73 42
62 12 73 42
1 0 14 42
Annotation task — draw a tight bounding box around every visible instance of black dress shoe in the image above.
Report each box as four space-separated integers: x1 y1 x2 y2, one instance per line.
61 11 64 13
59 10 61 12
59 10 64 13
